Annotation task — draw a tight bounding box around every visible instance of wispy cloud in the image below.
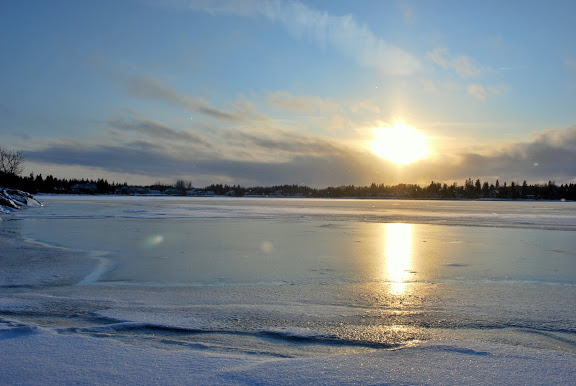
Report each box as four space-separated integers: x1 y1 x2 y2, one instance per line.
267 91 341 114
428 48 485 78
226 128 343 157
467 84 487 101
399 2 416 24
168 0 260 15
350 100 381 115
467 83 507 101
168 0 420 75
123 75 267 123
106 114 211 146
423 48 506 101
565 58 576 71
262 1 420 75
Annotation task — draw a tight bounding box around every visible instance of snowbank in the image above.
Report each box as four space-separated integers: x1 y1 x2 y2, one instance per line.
0 188 41 215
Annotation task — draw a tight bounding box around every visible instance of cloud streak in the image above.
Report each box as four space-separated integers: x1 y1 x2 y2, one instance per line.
427 48 485 78
467 84 488 101
107 115 211 145
226 128 344 157
267 91 341 114
123 75 266 123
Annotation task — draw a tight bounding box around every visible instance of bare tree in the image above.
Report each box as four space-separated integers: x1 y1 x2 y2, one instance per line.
174 179 194 194
0 146 24 175
174 179 186 192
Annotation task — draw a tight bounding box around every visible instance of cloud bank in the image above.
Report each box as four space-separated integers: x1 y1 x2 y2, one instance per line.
25 117 576 187
417 125 576 182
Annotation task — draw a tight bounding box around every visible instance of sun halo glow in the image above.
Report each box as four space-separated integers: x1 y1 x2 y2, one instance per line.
371 122 430 165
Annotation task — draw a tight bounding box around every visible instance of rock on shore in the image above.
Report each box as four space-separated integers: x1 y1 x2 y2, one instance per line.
0 188 42 214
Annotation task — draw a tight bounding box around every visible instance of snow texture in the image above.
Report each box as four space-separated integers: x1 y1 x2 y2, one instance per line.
0 324 574 385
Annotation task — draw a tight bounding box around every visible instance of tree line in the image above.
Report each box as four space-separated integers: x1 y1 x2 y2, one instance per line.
1 170 575 200
0 147 574 200
206 179 576 200
0 171 121 194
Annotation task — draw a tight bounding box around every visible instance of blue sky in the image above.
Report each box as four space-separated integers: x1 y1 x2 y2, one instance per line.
1 0 575 187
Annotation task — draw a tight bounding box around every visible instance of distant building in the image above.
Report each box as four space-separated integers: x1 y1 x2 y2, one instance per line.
188 190 214 197
132 187 149 195
71 183 97 194
268 190 285 198
164 188 184 196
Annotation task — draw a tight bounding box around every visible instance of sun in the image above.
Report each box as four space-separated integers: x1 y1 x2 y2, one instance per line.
370 122 430 165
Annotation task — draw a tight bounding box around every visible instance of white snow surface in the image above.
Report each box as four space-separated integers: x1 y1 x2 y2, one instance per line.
0 324 573 385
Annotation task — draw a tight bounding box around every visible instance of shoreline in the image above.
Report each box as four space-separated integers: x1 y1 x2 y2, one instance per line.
0 228 98 289
35 192 576 202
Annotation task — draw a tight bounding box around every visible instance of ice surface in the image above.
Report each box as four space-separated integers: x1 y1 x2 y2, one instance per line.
20 194 576 230
5 196 576 287
1 196 575 384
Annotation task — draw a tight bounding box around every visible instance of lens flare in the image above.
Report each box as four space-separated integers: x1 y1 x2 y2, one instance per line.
143 235 165 248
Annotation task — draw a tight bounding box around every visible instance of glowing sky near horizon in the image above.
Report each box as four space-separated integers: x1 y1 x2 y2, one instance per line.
1 0 575 187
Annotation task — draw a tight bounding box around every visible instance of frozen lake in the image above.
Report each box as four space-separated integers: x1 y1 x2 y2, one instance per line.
5 196 576 287
1 196 575 384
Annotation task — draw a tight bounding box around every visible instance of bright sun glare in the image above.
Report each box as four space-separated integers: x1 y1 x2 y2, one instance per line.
371 122 430 165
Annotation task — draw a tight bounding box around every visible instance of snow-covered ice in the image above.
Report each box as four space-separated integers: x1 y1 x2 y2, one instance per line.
1 196 575 384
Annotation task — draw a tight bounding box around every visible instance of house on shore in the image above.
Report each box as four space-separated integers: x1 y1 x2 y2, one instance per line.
71 183 97 194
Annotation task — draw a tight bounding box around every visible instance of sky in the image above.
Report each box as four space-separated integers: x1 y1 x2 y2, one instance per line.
1 0 575 188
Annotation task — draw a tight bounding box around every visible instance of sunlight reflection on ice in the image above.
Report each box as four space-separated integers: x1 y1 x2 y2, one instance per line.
383 223 413 295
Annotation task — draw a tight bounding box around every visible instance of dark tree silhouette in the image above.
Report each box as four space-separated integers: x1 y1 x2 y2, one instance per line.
0 146 24 175
1 167 576 201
